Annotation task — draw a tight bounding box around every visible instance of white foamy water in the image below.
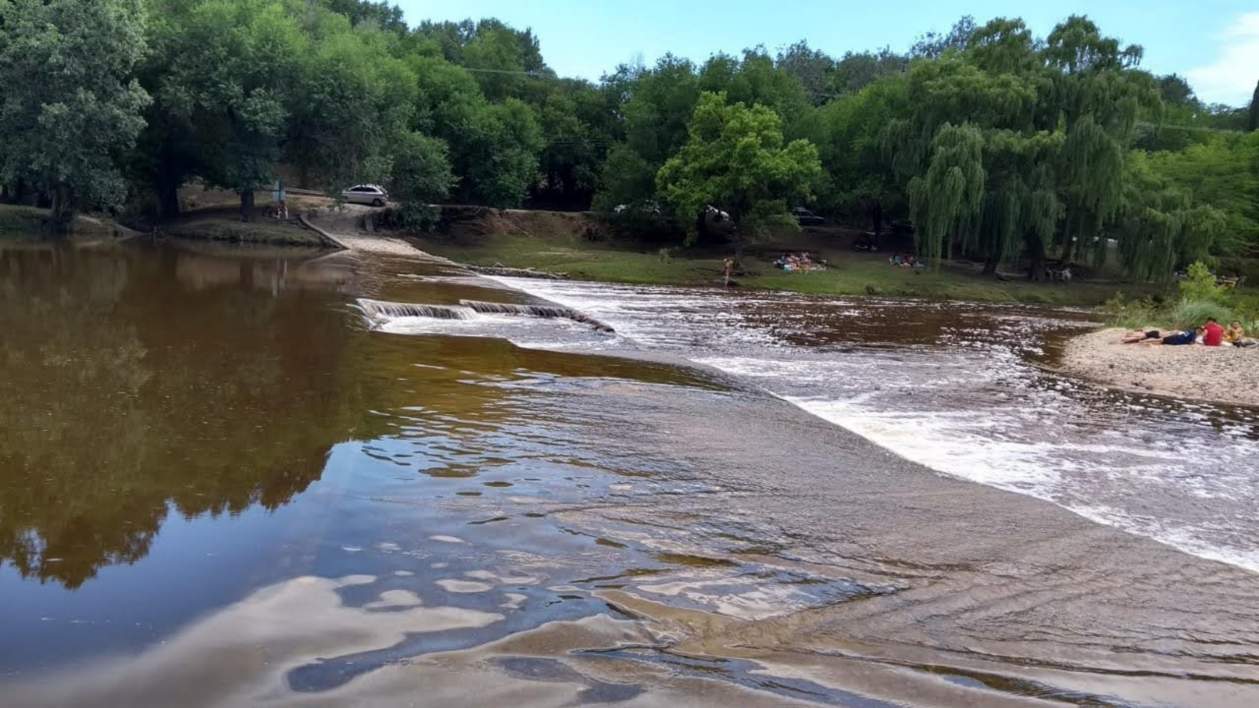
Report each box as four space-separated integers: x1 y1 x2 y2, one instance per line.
475 277 1259 575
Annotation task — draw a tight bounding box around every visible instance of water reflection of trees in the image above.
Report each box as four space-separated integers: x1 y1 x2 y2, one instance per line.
0 244 715 589
0 246 369 588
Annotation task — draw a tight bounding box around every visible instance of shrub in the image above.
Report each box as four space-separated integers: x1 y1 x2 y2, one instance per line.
1102 293 1163 329
1171 298 1234 329
1178 261 1228 303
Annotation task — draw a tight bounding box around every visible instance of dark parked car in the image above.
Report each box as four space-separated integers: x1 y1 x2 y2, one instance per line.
792 207 825 226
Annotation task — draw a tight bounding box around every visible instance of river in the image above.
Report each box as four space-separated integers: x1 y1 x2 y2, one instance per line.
1 238 1256 706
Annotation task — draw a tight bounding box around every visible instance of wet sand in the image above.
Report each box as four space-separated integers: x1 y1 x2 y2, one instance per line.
1061 327 1259 407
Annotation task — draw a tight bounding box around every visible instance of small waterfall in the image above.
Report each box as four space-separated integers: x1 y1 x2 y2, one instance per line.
460 300 615 333
357 298 471 320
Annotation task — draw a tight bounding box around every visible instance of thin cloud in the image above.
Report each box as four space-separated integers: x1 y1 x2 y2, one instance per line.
1186 12 1259 106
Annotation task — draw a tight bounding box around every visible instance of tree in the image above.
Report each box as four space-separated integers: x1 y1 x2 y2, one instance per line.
387 132 453 228
285 16 417 190
775 41 835 105
911 15 977 59
1146 133 1259 254
908 123 986 265
532 80 608 209
798 74 908 224
1249 79 1259 133
656 92 821 254
1044 15 1158 265
157 0 306 221
322 0 407 34
0 0 151 231
593 55 701 211
829 49 908 96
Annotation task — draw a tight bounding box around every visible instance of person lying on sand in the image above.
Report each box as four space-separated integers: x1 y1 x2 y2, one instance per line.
1157 328 1200 346
1122 330 1162 343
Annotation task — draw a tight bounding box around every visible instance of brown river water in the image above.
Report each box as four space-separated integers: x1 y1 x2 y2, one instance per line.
1 238 1257 707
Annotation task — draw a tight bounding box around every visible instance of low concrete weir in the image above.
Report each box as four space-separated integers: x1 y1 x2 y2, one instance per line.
355 297 615 333
356 299 471 320
459 300 615 332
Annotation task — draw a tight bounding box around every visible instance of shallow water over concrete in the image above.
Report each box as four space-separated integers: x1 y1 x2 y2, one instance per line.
485 277 1259 574
2 240 1257 706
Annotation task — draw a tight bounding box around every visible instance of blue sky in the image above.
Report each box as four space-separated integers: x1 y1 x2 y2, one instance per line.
397 1 1259 106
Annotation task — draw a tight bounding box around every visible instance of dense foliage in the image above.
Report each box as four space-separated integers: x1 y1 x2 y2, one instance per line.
1 0 1255 281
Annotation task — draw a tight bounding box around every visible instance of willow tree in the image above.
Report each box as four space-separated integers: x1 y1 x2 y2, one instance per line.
1043 15 1160 265
975 130 1062 275
908 123 985 264
1115 152 1228 281
887 19 1046 269
1249 79 1259 133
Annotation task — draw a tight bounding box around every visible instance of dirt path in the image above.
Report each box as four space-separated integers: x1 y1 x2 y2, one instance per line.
303 206 460 263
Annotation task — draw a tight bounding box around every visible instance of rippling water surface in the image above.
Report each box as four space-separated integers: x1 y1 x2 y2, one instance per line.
469 278 1259 573
2 240 1257 706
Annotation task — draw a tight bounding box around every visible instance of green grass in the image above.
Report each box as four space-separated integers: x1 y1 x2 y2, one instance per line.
0 205 49 237
0 204 118 239
413 230 1159 306
164 217 326 247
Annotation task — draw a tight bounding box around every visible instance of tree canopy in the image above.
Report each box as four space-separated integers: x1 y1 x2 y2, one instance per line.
0 0 151 230
0 0 1253 281
657 92 821 251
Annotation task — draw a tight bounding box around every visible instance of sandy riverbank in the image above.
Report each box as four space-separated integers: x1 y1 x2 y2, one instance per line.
1061 327 1259 407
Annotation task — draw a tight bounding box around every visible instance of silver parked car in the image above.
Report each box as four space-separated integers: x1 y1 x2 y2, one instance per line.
341 184 388 206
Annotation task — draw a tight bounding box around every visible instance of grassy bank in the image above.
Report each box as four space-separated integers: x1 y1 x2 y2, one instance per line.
410 228 1157 306
0 204 117 240
162 214 327 247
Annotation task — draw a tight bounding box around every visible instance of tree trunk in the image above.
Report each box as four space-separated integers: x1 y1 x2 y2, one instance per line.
239 190 255 222
871 199 883 236
1060 233 1075 266
1027 235 1047 282
982 255 999 275
157 181 180 221
48 184 75 235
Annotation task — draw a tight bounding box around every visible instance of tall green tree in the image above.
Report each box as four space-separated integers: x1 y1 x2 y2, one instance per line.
0 0 151 231
285 16 417 190
775 41 835 105
1249 79 1259 133
387 131 453 228
1043 15 1158 264
907 123 986 264
657 92 821 254
411 55 543 207
157 0 306 221
594 55 701 211
798 74 908 227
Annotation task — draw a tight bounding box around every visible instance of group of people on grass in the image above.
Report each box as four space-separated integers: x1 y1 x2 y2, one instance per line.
888 253 926 269
774 252 826 273
1122 318 1257 347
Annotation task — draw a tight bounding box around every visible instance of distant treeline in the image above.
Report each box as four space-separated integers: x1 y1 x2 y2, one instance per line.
0 0 1256 280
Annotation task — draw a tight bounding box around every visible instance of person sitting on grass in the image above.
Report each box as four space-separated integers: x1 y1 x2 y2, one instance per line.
1202 317 1225 347
1122 330 1162 343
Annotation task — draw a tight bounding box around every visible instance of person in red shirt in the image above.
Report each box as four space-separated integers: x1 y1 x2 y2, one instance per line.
1202 318 1225 346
